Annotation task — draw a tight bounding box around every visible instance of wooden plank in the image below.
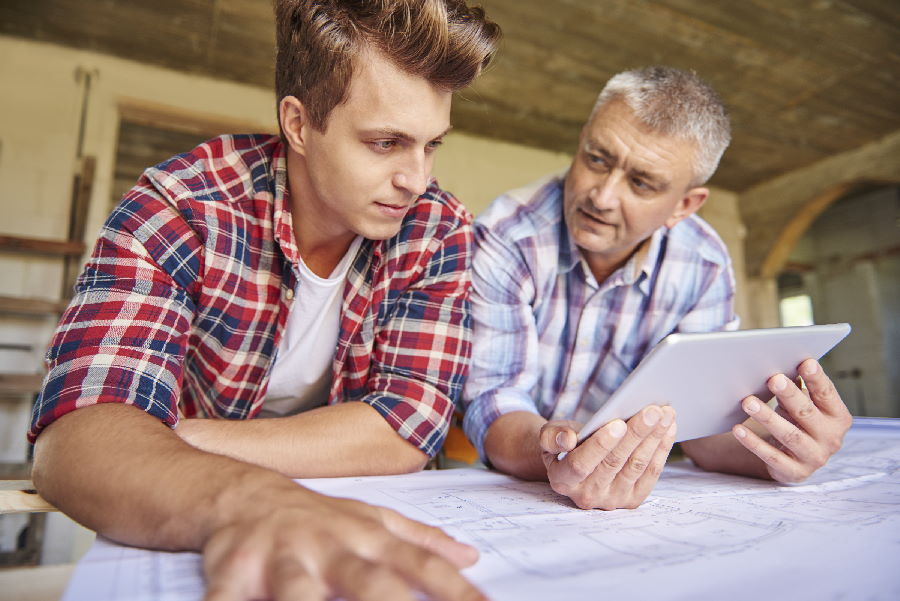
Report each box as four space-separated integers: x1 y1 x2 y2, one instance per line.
0 236 85 258
0 374 44 397
0 296 68 317
0 490 57 514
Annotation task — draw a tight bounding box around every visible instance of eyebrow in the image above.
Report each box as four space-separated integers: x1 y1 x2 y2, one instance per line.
585 140 669 190
367 125 453 142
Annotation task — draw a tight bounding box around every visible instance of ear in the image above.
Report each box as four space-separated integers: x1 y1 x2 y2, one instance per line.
665 187 708 229
279 96 310 156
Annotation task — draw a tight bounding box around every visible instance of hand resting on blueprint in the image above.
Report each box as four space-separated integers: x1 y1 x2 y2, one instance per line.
540 405 677 510
483 406 677 510
202 490 486 601
33 404 486 601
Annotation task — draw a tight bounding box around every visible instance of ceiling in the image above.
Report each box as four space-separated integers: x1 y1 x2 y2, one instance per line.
2 0 898 191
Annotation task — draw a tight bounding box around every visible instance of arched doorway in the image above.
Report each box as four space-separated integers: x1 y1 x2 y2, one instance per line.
774 185 900 417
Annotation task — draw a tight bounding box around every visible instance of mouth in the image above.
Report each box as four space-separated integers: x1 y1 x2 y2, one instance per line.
578 208 614 227
374 201 411 219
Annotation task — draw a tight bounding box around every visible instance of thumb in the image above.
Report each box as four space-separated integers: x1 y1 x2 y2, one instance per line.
540 424 577 453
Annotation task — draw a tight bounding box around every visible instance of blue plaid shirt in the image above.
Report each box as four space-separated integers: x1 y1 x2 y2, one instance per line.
462 173 738 459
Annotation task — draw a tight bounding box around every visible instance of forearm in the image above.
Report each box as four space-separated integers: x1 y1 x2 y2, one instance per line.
483 411 549 481
176 401 429 478
32 403 305 551
680 421 771 480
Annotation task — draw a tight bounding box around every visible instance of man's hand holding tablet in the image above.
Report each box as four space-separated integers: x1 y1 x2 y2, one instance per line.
542 324 851 509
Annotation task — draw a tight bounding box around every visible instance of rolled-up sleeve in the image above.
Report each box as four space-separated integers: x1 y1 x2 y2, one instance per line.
462 221 543 460
28 187 199 443
358 201 474 459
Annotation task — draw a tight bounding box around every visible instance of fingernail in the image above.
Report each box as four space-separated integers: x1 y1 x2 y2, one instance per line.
772 374 788 392
734 425 747 438
661 409 674 427
608 420 627 438
745 398 761 413
643 408 661 426
556 432 567 448
667 423 677 437
801 360 819 376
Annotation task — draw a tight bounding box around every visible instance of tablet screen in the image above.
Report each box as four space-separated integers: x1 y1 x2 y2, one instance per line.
575 323 852 444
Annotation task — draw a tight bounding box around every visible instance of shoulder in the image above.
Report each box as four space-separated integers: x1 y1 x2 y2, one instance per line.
142 134 280 206
392 179 474 249
476 172 565 246
667 214 732 268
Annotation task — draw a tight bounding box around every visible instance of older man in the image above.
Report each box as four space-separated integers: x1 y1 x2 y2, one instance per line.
463 66 851 511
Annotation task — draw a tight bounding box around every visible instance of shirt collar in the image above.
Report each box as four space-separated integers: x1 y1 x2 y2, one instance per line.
270 140 303 267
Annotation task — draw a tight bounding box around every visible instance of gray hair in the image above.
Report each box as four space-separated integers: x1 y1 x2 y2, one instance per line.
591 66 731 186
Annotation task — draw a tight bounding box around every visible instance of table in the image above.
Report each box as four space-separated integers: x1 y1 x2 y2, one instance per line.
60 418 900 601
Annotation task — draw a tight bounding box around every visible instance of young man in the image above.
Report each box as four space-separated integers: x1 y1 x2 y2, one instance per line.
463 66 852 511
30 1 499 598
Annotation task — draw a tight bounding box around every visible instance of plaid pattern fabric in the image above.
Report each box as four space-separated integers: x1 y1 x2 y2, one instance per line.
462 173 738 459
29 134 473 458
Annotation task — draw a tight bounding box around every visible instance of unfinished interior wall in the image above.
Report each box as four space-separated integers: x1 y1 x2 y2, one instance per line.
779 187 900 417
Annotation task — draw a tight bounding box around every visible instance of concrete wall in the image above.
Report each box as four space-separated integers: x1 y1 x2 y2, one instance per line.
780 187 900 417
741 129 900 279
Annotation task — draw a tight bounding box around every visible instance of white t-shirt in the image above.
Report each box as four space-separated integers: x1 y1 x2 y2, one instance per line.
260 237 363 417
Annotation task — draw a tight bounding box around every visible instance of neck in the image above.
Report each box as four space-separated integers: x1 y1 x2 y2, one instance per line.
583 238 650 285
583 253 628 285
286 147 356 278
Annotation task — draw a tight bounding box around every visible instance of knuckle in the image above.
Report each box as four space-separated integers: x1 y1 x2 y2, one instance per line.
643 462 663 479
784 467 809 483
781 427 803 448
625 456 648 476
570 492 593 510
796 402 816 419
549 479 573 497
567 457 594 480
601 451 626 471
838 413 853 430
764 451 783 467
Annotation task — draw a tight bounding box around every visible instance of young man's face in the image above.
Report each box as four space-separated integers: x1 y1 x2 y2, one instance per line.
286 47 452 245
563 99 708 278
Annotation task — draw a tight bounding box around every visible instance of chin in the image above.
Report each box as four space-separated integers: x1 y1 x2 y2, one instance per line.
357 222 404 241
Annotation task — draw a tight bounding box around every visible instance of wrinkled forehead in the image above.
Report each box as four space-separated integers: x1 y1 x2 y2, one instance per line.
584 100 697 178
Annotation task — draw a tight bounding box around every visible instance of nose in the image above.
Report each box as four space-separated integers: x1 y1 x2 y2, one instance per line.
588 173 621 211
393 152 429 197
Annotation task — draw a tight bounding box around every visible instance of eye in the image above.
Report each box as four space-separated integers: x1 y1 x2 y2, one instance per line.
630 177 657 195
587 153 609 169
425 139 444 153
371 140 397 151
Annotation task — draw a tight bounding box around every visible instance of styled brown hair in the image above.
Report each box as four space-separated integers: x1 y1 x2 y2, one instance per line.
275 0 501 131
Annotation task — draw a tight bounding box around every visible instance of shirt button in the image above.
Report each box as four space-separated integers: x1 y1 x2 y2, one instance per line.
285 288 294 300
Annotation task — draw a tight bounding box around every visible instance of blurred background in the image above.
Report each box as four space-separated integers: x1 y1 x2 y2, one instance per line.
0 0 897 573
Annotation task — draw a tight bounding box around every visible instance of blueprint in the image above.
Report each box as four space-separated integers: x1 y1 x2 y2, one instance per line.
62 418 900 601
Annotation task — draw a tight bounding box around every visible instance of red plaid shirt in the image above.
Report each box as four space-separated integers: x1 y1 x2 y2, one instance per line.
29 135 473 457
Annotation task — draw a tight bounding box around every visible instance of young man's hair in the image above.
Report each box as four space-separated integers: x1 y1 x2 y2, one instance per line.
275 0 501 132
591 66 732 186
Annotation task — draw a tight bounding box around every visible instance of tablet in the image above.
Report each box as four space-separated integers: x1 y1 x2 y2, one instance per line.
574 323 852 445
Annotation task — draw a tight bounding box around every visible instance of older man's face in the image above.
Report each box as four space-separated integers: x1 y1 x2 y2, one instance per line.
564 99 707 279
